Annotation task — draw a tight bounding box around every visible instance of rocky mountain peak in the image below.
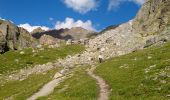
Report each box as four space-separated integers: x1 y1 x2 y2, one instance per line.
133 0 170 36
31 27 46 34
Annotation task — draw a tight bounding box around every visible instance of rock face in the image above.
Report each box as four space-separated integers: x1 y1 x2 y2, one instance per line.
18 27 38 49
0 19 37 53
133 0 170 36
39 34 58 45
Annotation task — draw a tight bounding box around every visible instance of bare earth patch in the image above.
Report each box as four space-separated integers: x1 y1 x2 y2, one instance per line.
87 65 110 100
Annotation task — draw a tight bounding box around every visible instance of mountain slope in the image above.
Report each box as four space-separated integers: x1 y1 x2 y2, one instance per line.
86 0 170 61
96 42 170 99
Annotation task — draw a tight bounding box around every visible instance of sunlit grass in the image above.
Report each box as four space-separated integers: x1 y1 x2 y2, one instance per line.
38 66 99 100
0 67 61 100
96 42 170 100
0 44 85 74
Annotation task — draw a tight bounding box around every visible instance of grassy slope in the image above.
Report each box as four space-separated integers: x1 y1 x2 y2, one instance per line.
0 67 61 100
96 42 170 100
0 44 84 100
0 44 84 74
38 67 98 100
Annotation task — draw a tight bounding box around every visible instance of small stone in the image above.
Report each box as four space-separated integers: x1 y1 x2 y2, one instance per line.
160 80 166 84
148 56 152 59
54 72 62 79
20 51 25 55
167 94 170 97
15 59 19 62
149 64 156 68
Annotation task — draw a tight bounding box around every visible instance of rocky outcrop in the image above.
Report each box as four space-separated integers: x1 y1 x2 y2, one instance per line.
18 27 38 49
133 0 170 36
31 27 46 34
50 0 170 67
39 34 59 45
0 19 37 53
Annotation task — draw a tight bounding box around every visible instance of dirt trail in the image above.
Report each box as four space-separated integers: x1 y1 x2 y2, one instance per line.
27 76 65 100
87 65 110 100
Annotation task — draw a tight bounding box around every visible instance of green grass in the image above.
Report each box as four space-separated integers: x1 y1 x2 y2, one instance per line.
96 42 170 100
0 67 62 100
38 66 98 100
0 44 85 74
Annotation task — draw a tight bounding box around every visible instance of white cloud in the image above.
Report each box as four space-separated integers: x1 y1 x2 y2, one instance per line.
0 17 5 21
63 0 98 14
108 0 145 11
108 0 124 11
18 23 50 32
55 17 96 31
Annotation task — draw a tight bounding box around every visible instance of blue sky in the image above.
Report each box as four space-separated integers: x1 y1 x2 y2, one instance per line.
0 0 144 32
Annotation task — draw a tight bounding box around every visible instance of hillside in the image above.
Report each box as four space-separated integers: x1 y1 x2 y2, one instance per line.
96 42 170 99
37 40 170 100
0 0 170 100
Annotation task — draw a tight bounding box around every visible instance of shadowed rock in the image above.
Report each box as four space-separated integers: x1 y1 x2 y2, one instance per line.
0 19 37 53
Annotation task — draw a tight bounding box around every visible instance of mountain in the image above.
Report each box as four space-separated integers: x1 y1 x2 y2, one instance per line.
31 27 46 34
0 19 37 53
32 27 97 40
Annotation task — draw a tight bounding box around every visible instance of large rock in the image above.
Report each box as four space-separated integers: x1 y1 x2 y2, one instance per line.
0 19 37 53
18 27 38 49
133 0 170 36
39 34 58 45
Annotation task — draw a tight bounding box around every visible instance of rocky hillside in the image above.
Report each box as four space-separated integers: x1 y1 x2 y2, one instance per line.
0 19 37 53
32 27 97 40
133 0 170 36
99 25 119 34
84 0 170 61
